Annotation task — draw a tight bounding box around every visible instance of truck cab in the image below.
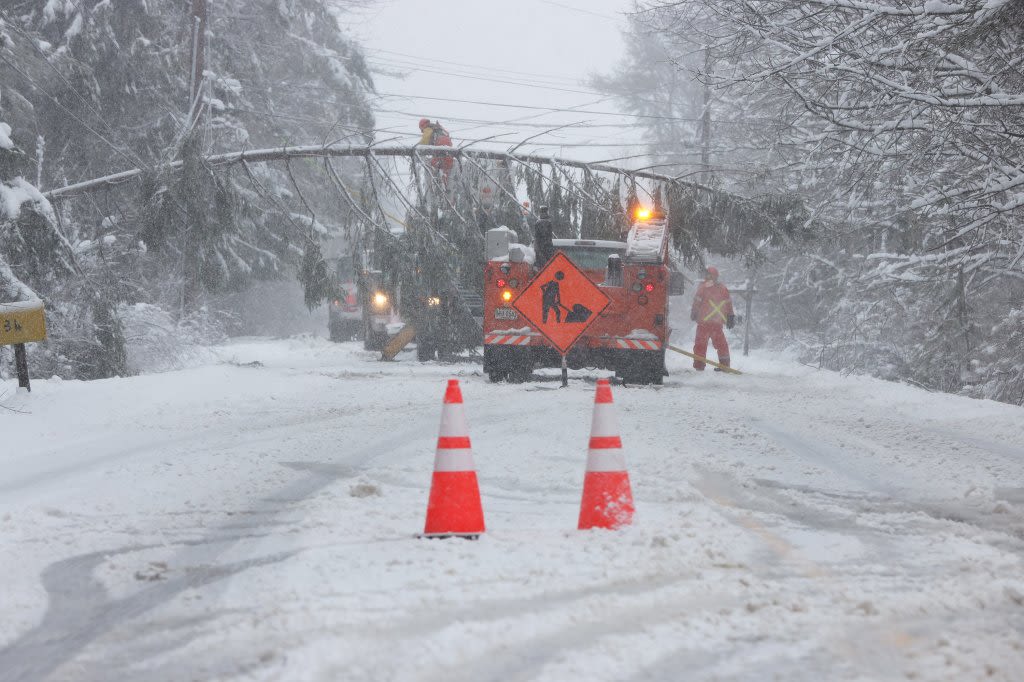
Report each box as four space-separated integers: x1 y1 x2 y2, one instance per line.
482 214 673 384
359 269 398 351
328 254 362 342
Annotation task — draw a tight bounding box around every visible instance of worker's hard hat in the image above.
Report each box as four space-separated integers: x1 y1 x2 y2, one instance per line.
706 266 719 280
418 118 430 129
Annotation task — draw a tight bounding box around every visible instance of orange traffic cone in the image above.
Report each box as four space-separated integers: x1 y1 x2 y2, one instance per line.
578 378 634 530
421 379 485 538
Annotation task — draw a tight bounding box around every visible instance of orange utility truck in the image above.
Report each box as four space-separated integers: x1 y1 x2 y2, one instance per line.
482 212 676 384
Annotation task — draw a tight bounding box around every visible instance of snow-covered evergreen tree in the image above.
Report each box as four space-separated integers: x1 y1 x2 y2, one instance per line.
598 0 1024 404
1 1 377 377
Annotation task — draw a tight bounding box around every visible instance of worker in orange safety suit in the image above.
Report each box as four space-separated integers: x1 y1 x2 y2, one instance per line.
690 266 735 371
418 118 454 186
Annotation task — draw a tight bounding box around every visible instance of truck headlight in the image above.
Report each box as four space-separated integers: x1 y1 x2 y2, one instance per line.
427 296 441 307
372 292 389 308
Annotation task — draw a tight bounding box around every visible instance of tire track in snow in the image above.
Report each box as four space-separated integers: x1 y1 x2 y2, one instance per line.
682 437 1024 682
0 426 424 682
411 580 741 682
0 403 390 499
3 392 569 681
749 417 900 496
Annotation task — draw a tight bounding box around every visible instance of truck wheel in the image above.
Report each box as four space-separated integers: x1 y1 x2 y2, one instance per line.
484 346 508 382
416 339 436 361
617 351 664 385
364 328 387 351
649 350 666 385
330 319 358 342
507 350 533 383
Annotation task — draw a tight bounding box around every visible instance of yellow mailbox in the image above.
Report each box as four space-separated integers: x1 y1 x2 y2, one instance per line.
0 300 47 345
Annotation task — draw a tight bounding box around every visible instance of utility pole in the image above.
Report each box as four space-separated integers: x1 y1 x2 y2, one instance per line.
182 0 208 313
699 47 712 184
187 0 208 128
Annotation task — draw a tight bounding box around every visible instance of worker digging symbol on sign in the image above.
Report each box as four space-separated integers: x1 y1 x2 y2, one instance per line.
541 271 564 323
690 266 735 371
540 270 595 325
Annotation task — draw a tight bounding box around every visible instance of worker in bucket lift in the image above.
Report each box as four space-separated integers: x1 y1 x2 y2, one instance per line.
418 118 454 185
690 266 735 371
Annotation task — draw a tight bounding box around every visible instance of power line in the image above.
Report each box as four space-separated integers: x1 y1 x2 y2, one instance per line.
537 0 623 21
363 48 586 86
216 34 710 125
222 105 657 151
379 111 638 129
204 73 654 130
366 58 600 96
227 107 651 148
374 91 745 125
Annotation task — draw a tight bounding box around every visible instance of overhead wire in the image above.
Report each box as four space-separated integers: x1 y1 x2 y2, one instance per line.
206 30 731 128
536 0 623 21
363 52 585 87
363 47 587 85
372 91 761 126
9 8 666 167
364 58 600 96
227 39 710 120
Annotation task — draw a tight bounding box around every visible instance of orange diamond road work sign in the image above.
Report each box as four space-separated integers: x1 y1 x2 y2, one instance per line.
512 251 610 355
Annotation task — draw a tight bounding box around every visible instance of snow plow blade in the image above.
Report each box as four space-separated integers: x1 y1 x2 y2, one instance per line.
667 344 743 375
381 324 417 361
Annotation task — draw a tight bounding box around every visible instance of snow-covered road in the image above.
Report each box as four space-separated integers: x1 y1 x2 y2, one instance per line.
2 337 1023 681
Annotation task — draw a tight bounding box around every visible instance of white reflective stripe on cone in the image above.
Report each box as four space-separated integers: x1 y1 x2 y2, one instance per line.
434 448 477 472
438 404 470 438
589 403 620 438
586 449 627 472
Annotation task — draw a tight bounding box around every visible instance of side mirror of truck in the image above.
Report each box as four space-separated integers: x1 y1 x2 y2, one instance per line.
669 270 685 296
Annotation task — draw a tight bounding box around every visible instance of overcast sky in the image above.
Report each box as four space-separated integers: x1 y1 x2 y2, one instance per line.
341 0 645 165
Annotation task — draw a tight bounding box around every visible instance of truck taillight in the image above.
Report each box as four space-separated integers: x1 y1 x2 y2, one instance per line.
644 283 655 293
496 278 507 288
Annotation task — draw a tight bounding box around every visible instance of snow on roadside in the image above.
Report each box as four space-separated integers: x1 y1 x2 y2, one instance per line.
1 336 1022 681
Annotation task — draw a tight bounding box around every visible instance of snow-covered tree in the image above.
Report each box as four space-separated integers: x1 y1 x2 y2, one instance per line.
600 0 1024 404
1 1 377 377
